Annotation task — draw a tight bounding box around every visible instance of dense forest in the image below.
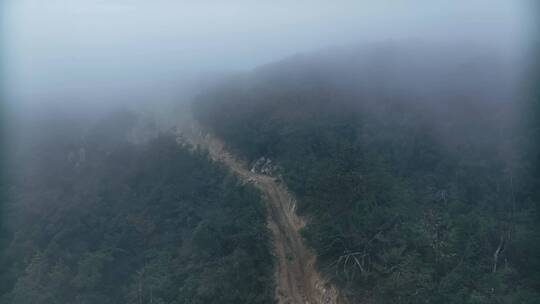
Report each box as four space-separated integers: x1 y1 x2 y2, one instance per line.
0 42 538 304
0 110 274 304
193 44 540 303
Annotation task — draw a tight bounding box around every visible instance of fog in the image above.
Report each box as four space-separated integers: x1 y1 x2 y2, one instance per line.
2 0 534 115
1 2 540 302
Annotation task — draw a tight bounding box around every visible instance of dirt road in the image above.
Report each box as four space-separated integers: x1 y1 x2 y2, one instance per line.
178 123 343 304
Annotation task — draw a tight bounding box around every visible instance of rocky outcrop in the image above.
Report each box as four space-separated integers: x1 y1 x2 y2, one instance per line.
250 157 278 175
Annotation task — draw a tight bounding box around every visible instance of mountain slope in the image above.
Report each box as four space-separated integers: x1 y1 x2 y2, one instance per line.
0 111 275 304
192 44 540 303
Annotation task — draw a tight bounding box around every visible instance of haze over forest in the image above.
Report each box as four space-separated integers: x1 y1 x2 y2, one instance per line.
2 0 533 110
1 1 539 304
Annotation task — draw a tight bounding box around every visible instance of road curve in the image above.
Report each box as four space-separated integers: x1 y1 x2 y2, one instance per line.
178 122 344 304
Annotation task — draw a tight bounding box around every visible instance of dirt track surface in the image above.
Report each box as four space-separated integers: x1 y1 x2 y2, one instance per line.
178 123 344 304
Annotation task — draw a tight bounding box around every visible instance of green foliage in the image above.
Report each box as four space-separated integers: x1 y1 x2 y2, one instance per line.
0 111 275 304
193 51 540 302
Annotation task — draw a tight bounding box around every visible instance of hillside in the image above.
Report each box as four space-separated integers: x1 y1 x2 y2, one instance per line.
0 111 275 304
192 44 540 303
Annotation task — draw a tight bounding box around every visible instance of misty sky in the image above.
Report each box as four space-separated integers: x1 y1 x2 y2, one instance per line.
2 0 535 110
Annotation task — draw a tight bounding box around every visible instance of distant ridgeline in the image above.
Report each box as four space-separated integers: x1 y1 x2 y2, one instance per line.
193 44 540 303
0 110 274 304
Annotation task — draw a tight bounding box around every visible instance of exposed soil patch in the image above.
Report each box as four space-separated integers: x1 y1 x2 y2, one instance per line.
178 122 344 304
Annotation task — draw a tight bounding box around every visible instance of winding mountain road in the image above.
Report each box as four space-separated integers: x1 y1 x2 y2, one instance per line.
178 122 344 304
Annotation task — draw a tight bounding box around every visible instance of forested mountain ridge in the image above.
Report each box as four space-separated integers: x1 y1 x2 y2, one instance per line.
0 42 537 304
0 111 275 304
193 44 540 303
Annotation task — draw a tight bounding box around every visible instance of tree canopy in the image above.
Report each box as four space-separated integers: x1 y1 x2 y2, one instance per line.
193 46 540 303
0 110 274 304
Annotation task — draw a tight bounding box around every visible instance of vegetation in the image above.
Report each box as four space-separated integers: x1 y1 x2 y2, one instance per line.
0 110 274 304
193 45 540 303
1 44 537 304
